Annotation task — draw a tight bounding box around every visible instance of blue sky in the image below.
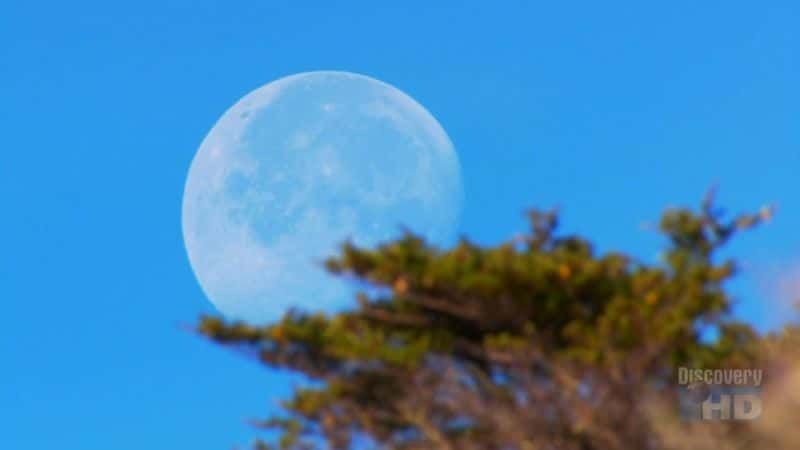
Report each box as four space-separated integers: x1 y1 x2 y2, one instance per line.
1 1 798 448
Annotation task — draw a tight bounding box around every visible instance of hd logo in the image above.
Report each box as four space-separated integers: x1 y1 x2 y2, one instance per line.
678 384 762 421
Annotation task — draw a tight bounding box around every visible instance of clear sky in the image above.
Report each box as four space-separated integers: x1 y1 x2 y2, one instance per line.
2 1 798 449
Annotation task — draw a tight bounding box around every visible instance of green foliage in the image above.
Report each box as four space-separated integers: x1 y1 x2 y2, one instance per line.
198 193 788 449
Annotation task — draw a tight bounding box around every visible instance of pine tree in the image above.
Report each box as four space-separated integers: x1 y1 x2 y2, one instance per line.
197 192 797 449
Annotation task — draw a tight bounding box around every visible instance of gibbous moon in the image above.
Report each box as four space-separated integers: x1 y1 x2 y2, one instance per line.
182 71 462 323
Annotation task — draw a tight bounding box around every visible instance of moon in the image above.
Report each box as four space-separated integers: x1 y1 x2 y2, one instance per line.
182 71 463 323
